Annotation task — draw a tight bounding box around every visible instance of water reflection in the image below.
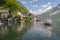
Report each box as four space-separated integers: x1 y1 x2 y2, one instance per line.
17 22 24 32
0 22 32 40
32 22 52 37
53 21 60 36
0 21 60 40
23 21 60 40
45 25 52 37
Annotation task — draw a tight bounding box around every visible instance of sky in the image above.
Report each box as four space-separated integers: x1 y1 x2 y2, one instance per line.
17 0 60 15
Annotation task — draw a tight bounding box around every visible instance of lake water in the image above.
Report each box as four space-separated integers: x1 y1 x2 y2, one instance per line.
0 20 60 40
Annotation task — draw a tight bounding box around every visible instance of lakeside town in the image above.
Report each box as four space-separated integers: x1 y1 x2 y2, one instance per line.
0 0 41 25
0 0 60 40
0 9 41 25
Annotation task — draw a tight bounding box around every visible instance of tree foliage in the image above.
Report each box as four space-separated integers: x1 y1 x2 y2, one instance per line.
0 0 29 15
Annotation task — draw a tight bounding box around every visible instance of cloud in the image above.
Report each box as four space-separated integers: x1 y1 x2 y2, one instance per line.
29 2 52 15
21 1 27 4
32 5 38 8
30 5 52 15
30 0 38 3
30 10 43 15
32 0 38 2
41 4 48 8
40 6 52 13
46 6 52 10
41 2 52 8
30 9 47 15
48 2 51 5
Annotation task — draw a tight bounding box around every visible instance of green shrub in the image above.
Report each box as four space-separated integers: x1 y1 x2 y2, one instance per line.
23 16 30 22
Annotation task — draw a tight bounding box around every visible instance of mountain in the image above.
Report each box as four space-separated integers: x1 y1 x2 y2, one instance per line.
38 4 60 21
0 0 31 17
0 0 29 13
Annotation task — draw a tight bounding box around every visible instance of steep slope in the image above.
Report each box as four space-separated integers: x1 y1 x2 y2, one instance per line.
0 0 29 14
38 4 60 20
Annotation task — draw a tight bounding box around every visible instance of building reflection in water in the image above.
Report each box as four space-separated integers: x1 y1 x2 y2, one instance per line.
0 22 26 40
0 22 23 35
0 25 8 35
17 22 24 33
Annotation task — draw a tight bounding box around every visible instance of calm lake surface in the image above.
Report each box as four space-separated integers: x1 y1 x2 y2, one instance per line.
0 20 60 40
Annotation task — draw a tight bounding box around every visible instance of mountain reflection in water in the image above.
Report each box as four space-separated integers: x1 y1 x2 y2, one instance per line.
23 22 60 40
0 21 60 40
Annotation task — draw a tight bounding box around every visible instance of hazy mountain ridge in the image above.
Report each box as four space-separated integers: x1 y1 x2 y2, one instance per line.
38 4 60 20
